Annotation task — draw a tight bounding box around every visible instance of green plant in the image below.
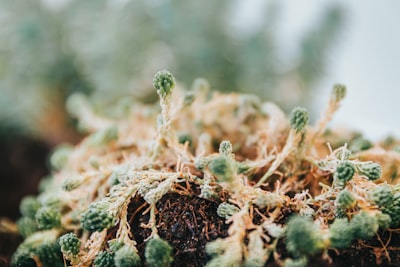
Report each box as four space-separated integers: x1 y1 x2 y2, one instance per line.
94 251 115 267
8 70 400 267
114 245 141 267
80 201 116 232
145 237 174 267
59 232 81 258
285 216 325 257
334 160 355 185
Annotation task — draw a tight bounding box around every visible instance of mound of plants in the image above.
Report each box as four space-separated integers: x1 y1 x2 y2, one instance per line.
11 70 400 267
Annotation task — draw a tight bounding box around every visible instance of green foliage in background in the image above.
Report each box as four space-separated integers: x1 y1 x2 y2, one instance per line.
0 0 344 142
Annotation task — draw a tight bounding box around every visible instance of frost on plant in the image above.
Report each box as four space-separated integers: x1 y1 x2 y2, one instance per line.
9 70 400 267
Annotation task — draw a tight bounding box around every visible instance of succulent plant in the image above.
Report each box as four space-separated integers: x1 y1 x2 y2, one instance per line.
9 70 400 267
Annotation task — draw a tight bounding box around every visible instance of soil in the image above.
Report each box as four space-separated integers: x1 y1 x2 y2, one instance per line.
128 192 230 267
126 190 400 267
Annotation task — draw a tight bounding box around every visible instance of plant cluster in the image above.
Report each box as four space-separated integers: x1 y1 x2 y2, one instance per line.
10 70 400 267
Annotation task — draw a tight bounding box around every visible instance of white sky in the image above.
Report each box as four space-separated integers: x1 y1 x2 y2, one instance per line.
277 0 400 140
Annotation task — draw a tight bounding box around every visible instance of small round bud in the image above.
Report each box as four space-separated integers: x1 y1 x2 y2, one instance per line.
114 245 141 267
35 206 61 230
35 242 64 267
357 162 382 181
382 192 400 227
108 240 124 253
369 184 393 207
286 216 324 256
145 237 173 267
183 92 195 106
289 107 309 133
80 201 115 232
50 144 73 170
334 161 355 184
88 126 119 146
177 132 192 146
217 202 240 219
94 251 115 267
153 70 175 99
376 212 391 229
62 177 83 192
332 84 346 102
11 247 35 267
349 137 372 153
59 232 81 257
329 218 355 249
335 189 356 209
208 155 235 183
195 157 209 171
351 211 379 240
19 196 41 218
16 217 38 238
218 140 233 156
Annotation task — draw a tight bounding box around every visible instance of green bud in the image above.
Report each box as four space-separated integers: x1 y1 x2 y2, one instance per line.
11 247 35 267
382 192 400 227
35 242 64 267
195 157 209 171
114 245 141 267
349 137 372 153
335 189 356 209
88 126 119 146
94 251 115 267
334 161 355 184
81 201 115 232
357 161 382 181
108 240 124 253
145 237 173 267
376 212 391 230
329 218 355 249
216 202 240 219
177 132 192 146
286 216 324 257
208 155 235 183
59 232 81 257
35 207 61 230
289 107 309 133
16 217 38 238
368 184 393 207
218 140 233 156
332 83 346 102
183 92 195 106
153 70 175 100
19 196 41 218
62 177 83 192
351 211 379 240
49 144 73 170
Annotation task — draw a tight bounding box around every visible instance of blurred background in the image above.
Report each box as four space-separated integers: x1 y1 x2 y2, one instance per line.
0 0 399 219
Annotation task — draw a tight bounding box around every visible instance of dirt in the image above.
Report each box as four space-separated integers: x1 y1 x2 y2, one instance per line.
128 192 230 267
126 190 400 267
